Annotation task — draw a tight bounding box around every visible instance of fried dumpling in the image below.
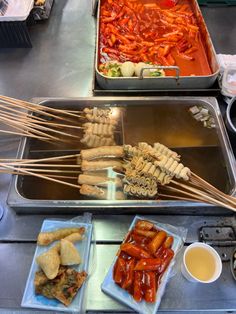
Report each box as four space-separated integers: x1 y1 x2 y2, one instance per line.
36 246 60 279
60 239 81 266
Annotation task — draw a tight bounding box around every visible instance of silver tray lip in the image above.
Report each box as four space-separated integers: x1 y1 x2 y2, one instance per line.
7 96 236 210
95 0 220 89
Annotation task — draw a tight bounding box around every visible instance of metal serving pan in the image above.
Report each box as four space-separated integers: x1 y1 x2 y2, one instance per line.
7 97 236 214
95 0 220 90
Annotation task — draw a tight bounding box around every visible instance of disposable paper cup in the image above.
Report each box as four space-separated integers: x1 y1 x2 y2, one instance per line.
181 242 222 283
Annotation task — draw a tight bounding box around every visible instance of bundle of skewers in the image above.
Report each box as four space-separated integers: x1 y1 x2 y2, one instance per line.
1 142 236 212
0 95 120 147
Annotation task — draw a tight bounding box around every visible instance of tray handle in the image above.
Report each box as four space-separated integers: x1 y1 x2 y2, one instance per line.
139 65 180 81
92 0 98 16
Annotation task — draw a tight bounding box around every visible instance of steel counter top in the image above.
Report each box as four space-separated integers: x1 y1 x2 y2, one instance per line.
0 0 236 313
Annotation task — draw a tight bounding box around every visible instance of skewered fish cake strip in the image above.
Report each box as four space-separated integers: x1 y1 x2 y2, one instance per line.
85 114 118 125
126 145 188 181
138 142 180 161
125 161 172 186
80 184 125 200
83 107 118 125
153 142 180 161
125 174 157 189
153 168 172 185
124 183 157 198
83 122 115 137
78 174 123 188
81 134 115 148
154 156 190 181
81 159 124 172
123 145 154 162
84 108 111 118
80 146 124 161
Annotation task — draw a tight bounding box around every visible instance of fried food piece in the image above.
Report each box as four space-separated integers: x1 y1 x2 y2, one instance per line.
36 246 60 280
63 232 84 243
36 232 84 279
37 227 85 246
34 266 87 306
60 239 81 266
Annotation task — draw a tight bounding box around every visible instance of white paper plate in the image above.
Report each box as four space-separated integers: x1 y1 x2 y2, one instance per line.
21 219 93 312
101 215 183 314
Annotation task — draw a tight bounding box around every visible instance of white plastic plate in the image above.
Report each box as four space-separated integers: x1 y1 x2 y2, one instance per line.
101 215 183 314
21 219 93 312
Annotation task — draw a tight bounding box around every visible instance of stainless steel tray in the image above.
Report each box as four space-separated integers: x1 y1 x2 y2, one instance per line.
95 0 220 90
7 97 236 214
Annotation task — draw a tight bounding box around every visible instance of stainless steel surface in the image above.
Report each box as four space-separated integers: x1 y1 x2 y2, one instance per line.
7 96 236 213
1 214 236 243
95 0 220 90
0 242 236 312
0 4 236 100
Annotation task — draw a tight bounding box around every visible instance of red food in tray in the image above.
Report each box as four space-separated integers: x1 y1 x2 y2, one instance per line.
113 219 174 303
99 0 212 76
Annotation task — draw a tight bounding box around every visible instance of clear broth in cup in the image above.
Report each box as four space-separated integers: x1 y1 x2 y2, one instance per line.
185 247 216 281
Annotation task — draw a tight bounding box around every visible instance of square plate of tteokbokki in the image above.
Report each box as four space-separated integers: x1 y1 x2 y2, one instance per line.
101 216 185 314
21 219 93 312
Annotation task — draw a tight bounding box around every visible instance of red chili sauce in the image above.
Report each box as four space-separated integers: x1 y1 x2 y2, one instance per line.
99 0 212 76
113 220 174 303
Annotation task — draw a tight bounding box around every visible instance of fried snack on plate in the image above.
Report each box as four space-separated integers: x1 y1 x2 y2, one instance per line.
36 232 84 279
37 227 85 246
36 246 60 280
34 266 87 306
60 239 81 266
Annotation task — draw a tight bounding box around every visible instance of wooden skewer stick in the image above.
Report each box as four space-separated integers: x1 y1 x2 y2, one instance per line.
0 106 45 123
13 115 80 139
0 97 73 123
170 180 236 211
3 163 81 168
0 95 80 119
13 153 80 165
0 114 61 141
0 169 77 179
160 185 206 202
191 172 236 202
0 129 49 140
158 193 202 203
0 105 52 124
0 111 78 140
189 176 236 207
28 120 83 130
0 167 80 174
0 163 81 190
